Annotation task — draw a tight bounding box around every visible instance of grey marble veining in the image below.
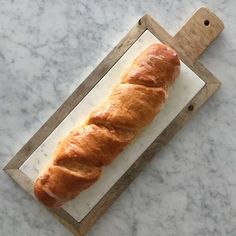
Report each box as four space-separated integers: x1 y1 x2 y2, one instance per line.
0 0 236 236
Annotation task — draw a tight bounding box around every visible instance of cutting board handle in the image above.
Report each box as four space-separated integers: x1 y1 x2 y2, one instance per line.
173 7 224 64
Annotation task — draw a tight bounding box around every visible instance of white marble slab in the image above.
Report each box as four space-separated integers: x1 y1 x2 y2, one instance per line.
20 30 205 222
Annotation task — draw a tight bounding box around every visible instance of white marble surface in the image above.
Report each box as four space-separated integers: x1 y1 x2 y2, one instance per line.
20 30 205 222
1 0 236 235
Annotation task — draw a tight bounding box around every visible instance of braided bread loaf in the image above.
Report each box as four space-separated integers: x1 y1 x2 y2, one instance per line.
34 43 180 207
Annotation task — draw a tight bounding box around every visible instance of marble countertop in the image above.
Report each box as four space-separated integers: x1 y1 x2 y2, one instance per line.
1 1 236 235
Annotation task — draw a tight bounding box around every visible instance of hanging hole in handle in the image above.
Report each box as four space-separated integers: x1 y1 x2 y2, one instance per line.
204 19 210 26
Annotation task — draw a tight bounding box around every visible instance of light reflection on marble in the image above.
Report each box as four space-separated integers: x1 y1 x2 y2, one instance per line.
1 1 236 236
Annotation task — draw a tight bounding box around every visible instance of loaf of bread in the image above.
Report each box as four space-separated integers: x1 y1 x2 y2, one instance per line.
34 43 180 207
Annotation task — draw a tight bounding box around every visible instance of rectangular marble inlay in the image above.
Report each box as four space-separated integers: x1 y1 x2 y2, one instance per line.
20 30 205 222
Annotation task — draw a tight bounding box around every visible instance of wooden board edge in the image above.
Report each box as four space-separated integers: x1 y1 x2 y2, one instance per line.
3 168 33 196
50 208 83 236
3 167 82 235
191 61 221 86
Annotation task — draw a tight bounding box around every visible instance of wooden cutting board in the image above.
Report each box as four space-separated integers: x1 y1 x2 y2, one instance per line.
4 7 224 236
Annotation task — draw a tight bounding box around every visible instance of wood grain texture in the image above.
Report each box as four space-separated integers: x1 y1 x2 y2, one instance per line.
173 7 224 64
3 7 222 236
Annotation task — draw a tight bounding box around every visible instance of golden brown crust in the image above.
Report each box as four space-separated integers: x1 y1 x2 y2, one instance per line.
89 84 167 130
34 178 58 207
122 44 180 90
34 43 180 208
